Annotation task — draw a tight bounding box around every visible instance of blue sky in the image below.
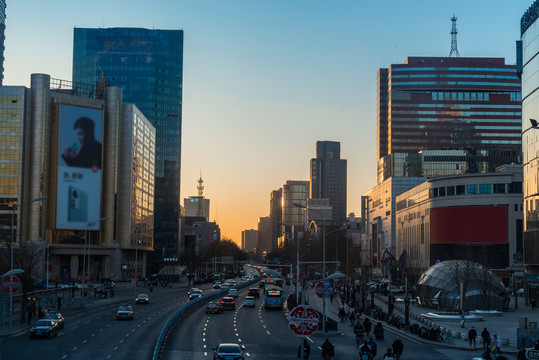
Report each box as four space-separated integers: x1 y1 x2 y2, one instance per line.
4 0 532 243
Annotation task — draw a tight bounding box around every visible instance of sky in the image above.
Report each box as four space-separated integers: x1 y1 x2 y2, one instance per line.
4 0 533 245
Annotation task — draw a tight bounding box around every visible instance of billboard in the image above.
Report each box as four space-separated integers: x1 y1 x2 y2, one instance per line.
56 104 103 230
430 206 508 244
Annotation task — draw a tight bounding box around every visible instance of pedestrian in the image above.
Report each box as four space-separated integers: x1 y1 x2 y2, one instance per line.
469 326 478 348
534 339 539 350
517 346 528 360
532 298 537 311
481 327 491 350
383 347 395 359
338 307 346 322
491 334 501 356
32 301 37 317
367 337 377 357
392 338 404 359
27 304 33 325
57 295 62 311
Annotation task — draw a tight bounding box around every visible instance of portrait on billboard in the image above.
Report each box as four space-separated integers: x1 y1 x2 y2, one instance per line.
56 104 103 231
60 113 102 170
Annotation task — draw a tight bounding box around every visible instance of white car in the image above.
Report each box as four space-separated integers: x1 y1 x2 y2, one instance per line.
228 288 239 298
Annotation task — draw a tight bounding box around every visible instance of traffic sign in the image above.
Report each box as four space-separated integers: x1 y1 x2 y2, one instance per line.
288 305 319 336
77 272 90 284
2 276 20 293
323 289 332 298
131 269 141 279
315 282 324 298
323 280 331 289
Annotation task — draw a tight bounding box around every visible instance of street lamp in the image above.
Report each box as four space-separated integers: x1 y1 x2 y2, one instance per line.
10 195 46 328
70 232 86 307
134 228 154 297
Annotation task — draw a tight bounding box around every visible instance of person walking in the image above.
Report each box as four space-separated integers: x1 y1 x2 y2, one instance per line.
517 346 528 360
491 334 501 356
469 326 478 348
392 338 404 360
532 298 537 311
57 295 62 311
481 327 491 350
297 338 310 359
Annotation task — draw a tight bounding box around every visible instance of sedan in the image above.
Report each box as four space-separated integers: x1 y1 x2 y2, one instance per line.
44 312 64 329
189 289 203 300
136 294 149 304
220 297 235 310
30 319 59 339
116 305 134 320
206 301 224 314
227 288 238 298
243 296 256 307
213 343 245 360
248 288 260 298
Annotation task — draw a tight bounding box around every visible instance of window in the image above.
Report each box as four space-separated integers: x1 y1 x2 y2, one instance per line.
493 183 506 194
438 187 446 196
467 184 478 194
456 185 465 195
447 186 455 196
479 184 491 194
508 182 522 193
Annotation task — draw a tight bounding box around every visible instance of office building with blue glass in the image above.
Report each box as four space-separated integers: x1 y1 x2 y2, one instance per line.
73 28 184 272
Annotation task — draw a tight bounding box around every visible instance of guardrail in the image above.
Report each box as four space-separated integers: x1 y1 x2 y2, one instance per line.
152 277 260 360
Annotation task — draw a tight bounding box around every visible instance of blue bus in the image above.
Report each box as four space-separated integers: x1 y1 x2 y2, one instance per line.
264 285 283 309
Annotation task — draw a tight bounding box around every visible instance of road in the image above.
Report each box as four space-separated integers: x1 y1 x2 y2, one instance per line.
0 282 216 360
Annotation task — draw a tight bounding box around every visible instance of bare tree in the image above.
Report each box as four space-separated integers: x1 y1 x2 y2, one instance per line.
445 259 476 327
13 241 44 323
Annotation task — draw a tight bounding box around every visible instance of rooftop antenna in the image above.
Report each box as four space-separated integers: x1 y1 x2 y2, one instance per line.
196 172 205 218
449 14 460 57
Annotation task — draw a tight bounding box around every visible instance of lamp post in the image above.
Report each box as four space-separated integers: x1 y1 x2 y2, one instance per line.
134 228 154 298
10 195 46 328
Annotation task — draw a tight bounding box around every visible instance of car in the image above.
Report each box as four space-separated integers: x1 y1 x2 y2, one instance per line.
206 301 224 314
248 288 260 298
228 289 239 298
189 288 203 300
259 280 265 288
220 297 235 310
243 296 256 307
221 284 230 291
213 343 245 360
116 305 134 320
136 294 149 304
240 277 248 283
104 281 116 289
213 281 222 289
30 319 59 338
44 311 64 329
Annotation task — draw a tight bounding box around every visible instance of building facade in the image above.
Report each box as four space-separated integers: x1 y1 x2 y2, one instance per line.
281 180 310 235
521 0 539 303
72 27 184 272
184 197 210 220
257 216 271 256
310 141 347 221
269 188 282 251
241 229 257 252
376 56 521 184
0 73 155 283
396 165 523 272
0 0 5 85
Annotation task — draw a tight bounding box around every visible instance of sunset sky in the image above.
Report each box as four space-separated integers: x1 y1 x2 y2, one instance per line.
5 0 531 245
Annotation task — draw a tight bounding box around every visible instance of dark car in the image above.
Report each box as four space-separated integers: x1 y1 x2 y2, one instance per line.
135 294 149 304
188 288 203 300
206 301 224 314
259 280 265 288
220 297 235 310
44 312 64 329
213 343 245 360
30 319 59 339
104 281 116 289
248 288 260 298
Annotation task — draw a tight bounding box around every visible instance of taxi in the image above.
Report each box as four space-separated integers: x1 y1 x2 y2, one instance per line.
205 301 224 314
116 305 134 320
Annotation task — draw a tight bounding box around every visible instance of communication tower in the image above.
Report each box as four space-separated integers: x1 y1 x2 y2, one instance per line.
449 15 460 58
196 174 204 217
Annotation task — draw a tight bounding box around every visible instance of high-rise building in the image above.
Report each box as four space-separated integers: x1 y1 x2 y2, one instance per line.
0 73 155 282
521 1 539 298
282 180 310 231
257 216 272 255
241 229 257 252
0 0 5 85
73 28 184 271
269 189 282 251
376 56 521 184
310 141 347 221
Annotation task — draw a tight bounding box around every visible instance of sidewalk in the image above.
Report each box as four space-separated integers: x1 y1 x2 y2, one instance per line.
304 286 538 355
0 282 138 337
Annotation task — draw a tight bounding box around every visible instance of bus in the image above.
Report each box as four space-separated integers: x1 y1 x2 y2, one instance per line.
264 285 283 309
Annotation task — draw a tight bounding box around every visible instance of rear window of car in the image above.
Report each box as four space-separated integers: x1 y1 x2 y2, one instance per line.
219 344 241 353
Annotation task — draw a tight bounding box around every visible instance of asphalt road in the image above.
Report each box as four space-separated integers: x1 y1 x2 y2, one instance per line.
0 283 217 360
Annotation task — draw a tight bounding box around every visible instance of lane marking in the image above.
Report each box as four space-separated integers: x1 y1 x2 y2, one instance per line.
72 347 78 351
62 356 67 359
82 340 88 344
91 333 96 337
114 346 118 350
72 325 79 330
266 331 271 335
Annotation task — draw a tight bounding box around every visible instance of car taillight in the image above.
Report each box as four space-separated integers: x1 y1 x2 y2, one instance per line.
220 301 224 304
231 301 235 304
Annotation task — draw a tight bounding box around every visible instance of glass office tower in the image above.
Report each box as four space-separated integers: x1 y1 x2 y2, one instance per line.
73 28 183 271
